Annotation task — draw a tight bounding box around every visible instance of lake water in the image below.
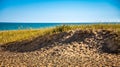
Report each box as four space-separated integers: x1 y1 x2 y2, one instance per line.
0 22 119 31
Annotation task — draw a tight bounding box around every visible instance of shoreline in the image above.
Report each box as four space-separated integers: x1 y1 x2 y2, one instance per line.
0 23 120 31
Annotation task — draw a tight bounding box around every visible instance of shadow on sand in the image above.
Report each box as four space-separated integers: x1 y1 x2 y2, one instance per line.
0 30 120 54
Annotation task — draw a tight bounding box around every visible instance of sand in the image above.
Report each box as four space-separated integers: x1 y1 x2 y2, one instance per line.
0 29 120 67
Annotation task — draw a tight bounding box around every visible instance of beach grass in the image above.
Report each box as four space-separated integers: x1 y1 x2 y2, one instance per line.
0 24 120 44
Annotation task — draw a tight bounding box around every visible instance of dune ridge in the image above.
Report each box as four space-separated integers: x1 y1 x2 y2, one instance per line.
0 29 120 67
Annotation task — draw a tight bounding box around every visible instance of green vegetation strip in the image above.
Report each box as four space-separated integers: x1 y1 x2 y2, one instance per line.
0 24 120 44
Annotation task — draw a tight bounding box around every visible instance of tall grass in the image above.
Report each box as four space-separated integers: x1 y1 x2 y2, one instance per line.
0 24 120 44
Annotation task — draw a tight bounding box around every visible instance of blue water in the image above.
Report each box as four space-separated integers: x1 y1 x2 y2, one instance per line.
0 23 62 31
0 22 119 31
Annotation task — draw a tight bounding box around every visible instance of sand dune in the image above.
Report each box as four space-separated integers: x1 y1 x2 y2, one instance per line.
0 29 120 66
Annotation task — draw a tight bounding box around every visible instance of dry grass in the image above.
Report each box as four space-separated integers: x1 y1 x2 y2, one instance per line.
0 24 120 44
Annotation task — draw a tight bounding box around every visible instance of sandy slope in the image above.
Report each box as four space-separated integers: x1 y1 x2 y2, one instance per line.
0 29 120 67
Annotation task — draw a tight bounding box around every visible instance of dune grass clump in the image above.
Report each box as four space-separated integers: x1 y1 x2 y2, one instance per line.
0 24 120 44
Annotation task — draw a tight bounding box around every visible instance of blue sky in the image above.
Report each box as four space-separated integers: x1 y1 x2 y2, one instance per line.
0 0 120 22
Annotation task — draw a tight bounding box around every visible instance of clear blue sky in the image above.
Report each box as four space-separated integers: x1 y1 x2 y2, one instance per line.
0 0 120 22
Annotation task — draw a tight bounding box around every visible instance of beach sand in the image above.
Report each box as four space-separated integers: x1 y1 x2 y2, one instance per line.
0 29 120 67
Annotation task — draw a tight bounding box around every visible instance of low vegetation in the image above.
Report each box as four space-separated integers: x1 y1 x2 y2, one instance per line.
0 24 120 44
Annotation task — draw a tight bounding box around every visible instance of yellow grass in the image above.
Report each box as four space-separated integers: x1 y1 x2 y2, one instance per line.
0 24 120 44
